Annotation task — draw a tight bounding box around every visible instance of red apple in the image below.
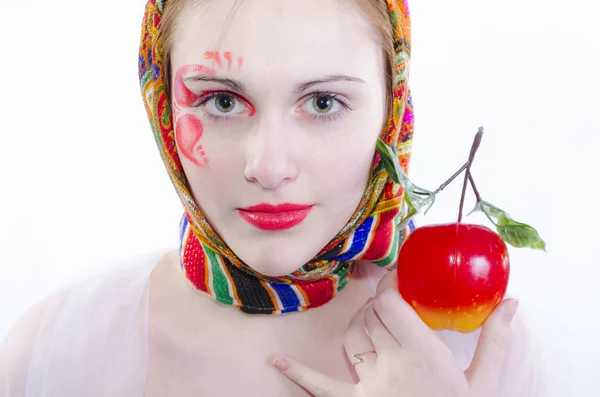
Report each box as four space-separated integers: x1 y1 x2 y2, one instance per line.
397 223 510 333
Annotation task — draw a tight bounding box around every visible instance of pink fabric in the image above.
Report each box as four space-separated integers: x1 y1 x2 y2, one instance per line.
1 253 578 396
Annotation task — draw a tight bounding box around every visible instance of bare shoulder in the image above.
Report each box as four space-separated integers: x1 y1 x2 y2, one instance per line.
0 290 68 396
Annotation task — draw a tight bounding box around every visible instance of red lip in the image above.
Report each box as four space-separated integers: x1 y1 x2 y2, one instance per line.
238 203 313 231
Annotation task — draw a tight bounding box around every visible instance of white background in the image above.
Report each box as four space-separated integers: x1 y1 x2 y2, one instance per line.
1 0 598 393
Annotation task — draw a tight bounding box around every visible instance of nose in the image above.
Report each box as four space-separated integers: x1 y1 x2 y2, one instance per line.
244 115 299 190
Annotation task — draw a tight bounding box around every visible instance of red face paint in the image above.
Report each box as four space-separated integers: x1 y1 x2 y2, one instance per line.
196 90 257 117
204 51 222 69
224 51 232 70
174 64 216 107
172 54 253 164
175 114 209 167
247 103 256 117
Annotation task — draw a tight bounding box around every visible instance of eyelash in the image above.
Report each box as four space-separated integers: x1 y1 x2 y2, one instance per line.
193 90 353 122
195 91 241 122
307 90 353 122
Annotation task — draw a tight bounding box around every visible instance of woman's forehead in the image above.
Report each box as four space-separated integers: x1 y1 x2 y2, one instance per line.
171 0 381 75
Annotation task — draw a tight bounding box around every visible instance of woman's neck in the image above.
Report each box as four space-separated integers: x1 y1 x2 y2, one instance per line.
152 251 384 337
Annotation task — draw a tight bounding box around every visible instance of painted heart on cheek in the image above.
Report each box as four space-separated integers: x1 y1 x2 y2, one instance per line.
175 114 209 167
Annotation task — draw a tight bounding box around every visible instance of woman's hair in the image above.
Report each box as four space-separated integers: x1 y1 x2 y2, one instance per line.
158 0 396 102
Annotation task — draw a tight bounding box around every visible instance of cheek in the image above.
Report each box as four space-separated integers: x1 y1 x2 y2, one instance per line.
175 114 209 167
318 144 374 202
344 158 372 191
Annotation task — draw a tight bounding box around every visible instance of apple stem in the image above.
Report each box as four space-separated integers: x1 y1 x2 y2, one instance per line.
468 171 482 202
458 128 484 223
433 161 469 195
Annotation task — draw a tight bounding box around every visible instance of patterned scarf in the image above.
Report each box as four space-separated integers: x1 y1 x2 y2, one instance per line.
138 0 415 314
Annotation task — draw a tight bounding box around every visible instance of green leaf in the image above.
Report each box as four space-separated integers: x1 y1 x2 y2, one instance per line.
376 138 436 219
376 138 403 185
396 194 418 229
477 200 547 251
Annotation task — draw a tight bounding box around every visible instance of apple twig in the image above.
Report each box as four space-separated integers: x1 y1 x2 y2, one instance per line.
433 161 469 195
458 128 484 222
468 171 482 203
376 125 546 251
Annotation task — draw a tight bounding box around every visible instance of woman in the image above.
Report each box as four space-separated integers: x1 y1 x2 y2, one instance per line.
0 0 568 395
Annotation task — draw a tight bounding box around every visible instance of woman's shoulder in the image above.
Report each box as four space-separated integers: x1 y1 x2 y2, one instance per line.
1 248 166 332
0 249 170 396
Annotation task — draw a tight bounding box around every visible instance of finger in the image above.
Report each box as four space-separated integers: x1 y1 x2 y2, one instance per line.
465 299 519 393
273 356 354 397
364 304 402 354
372 288 434 350
343 300 377 379
375 270 399 296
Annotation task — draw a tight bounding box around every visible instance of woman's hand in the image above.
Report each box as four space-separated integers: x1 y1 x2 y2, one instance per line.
273 271 519 397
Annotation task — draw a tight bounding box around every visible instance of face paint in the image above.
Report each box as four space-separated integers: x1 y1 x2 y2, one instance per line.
246 101 256 117
173 54 250 167
224 51 232 70
175 113 209 167
204 90 256 117
204 51 222 69
192 89 256 118
204 51 242 71
192 90 256 117
174 64 216 107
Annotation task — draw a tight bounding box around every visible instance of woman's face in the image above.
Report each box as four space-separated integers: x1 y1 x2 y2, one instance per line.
170 0 387 277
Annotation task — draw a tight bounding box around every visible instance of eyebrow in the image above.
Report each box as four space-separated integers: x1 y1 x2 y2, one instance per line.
183 76 247 94
293 75 365 94
182 74 365 95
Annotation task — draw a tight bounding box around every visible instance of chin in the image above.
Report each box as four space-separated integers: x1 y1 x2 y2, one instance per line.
220 216 337 277
235 242 316 277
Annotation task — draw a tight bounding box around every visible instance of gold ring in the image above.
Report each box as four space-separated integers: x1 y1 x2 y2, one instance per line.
352 350 377 367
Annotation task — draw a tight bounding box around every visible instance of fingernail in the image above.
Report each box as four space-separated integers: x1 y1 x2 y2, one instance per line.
273 357 288 371
503 299 519 323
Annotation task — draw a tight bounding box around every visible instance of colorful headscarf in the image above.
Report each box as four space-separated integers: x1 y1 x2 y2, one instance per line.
139 0 415 314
